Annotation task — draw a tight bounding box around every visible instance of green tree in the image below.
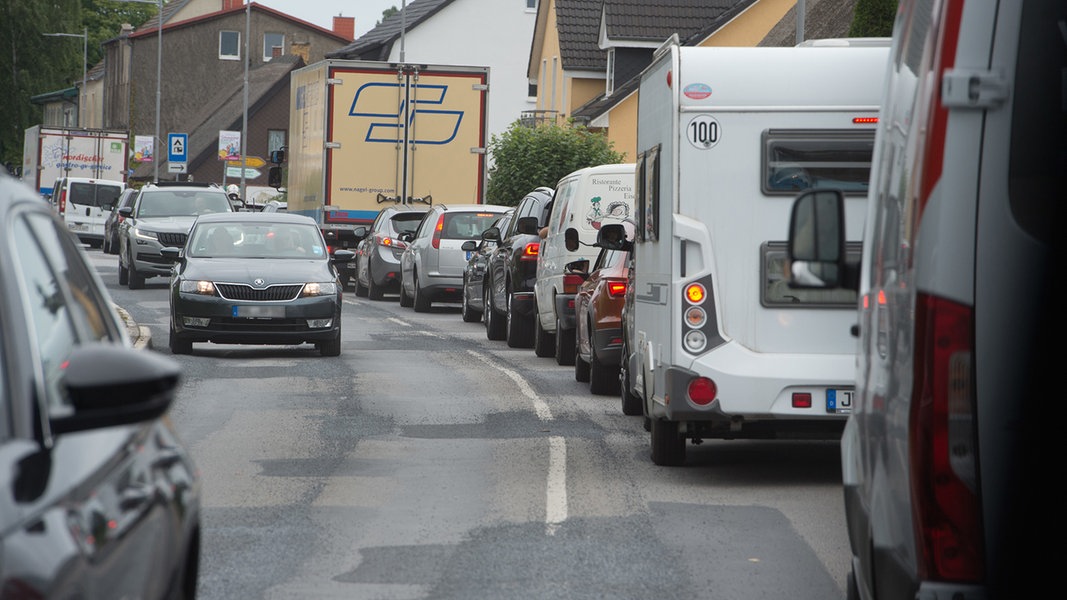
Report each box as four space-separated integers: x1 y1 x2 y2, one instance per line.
486 120 624 206
849 0 897 38
380 6 399 23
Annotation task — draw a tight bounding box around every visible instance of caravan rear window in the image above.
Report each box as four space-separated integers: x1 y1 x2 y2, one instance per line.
761 130 875 196
762 242 861 308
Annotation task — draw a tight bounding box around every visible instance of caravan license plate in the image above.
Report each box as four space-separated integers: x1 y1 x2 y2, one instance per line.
233 305 284 318
826 389 854 414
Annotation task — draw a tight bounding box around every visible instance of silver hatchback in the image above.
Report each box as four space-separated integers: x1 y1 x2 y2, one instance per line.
398 203 510 312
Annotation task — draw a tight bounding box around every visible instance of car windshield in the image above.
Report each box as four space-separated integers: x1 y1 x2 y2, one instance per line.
186 222 326 259
136 190 231 217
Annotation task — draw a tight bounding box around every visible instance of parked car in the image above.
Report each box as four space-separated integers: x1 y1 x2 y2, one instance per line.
164 211 355 356
117 181 234 289
50 175 125 248
354 203 430 299
398 203 511 312
482 186 554 347
572 222 634 395
786 0 1059 597
533 163 635 365
103 186 138 254
0 172 200 598
461 209 513 323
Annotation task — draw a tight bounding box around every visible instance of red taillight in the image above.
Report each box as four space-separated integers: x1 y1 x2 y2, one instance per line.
792 393 812 409
379 234 394 247
431 215 444 249
852 117 879 124
520 242 539 260
58 189 67 214
606 280 627 298
562 273 584 294
687 377 716 406
910 292 983 582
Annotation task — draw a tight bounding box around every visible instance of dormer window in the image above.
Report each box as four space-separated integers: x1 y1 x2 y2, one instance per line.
263 32 284 61
606 48 615 96
219 31 239 60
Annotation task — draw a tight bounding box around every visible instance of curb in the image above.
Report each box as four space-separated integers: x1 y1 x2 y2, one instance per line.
114 304 152 350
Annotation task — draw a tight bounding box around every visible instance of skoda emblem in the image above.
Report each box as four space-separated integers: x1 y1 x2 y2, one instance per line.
253 278 266 287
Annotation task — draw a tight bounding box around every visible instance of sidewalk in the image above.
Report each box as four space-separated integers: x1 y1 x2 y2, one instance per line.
114 304 152 350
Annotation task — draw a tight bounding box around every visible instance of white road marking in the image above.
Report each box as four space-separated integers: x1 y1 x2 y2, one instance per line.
467 350 552 421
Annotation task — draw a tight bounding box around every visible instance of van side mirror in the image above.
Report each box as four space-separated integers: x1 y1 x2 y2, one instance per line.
270 149 285 164
268 166 283 188
787 189 854 289
564 227 580 251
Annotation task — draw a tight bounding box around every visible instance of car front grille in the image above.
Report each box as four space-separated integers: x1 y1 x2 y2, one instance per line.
158 232 188 247
216 283 303 301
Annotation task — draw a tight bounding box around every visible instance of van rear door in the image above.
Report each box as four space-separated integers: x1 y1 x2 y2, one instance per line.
66 180 123 243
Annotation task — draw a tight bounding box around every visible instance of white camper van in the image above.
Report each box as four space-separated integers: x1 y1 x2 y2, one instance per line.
625 40 889 466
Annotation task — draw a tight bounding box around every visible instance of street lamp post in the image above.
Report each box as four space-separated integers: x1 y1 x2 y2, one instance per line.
42 28 87 127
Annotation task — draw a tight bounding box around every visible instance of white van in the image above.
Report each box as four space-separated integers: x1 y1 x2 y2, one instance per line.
532 163 635 364
787 1 1059 597
626 40 889 466
51 176 125 248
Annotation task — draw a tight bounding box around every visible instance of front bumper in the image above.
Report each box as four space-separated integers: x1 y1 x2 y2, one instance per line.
172 292 341 345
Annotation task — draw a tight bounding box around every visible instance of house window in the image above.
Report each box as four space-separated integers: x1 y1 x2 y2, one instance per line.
606 48 615 95
526 0 538 10
268 129 286 154
528 82 537 99
263 32 284 61
219 30 239 60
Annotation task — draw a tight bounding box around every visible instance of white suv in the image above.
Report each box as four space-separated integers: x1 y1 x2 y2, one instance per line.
787 1 1059 597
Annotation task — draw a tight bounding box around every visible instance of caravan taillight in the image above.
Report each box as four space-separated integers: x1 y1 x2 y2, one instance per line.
687 377 716 405
853 117 879 124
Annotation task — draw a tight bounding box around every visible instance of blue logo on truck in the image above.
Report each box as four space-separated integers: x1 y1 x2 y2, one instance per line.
348 83 464 145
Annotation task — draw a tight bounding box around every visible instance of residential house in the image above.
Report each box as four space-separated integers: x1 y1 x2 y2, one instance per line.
326 0 539 148
531 0 857 161
101 0 352 182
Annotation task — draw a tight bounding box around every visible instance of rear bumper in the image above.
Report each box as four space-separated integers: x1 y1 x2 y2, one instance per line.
554 294 577 330
509 291 536 318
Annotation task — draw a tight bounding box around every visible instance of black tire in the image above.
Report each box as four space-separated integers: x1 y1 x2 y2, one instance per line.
461 284 481 323
650 418 685 466
354 272 369 297
399 276 414 307
574 349 590 383
128 253 145 289
367 266 385 300
847 568 860 600
318 332 341 357
118 255 129 285
169 324 192 355
505 293 534 348
485 284 505 341
620 355 643 416
554 316 576 366
413 272 431 312
589 340 620 395
533 310 555 358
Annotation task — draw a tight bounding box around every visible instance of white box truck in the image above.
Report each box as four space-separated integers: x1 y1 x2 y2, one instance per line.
283 59 490 286
22 125 129 198
625 39 890 466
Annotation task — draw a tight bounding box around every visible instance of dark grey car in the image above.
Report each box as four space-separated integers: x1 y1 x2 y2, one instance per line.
103 186 137 254
353 203 430 300
0 173 200 598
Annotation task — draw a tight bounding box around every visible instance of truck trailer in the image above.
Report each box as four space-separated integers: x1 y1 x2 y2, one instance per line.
22 125 129 198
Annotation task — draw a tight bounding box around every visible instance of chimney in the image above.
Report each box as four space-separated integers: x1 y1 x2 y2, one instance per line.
223 0 244 10
333 16 355 41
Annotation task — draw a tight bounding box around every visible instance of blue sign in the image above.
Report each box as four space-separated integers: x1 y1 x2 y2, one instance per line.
168 133 188 163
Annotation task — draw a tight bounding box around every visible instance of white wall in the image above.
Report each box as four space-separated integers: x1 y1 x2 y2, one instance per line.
384 0 537 146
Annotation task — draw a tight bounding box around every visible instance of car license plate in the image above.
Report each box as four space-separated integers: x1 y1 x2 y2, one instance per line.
826 389 853 414
233 305 284 318
69 223 88 231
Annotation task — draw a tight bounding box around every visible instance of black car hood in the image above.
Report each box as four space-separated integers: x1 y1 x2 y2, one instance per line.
182 258 335 284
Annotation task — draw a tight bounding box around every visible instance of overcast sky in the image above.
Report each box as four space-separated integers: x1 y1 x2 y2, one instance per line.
256 1 401 39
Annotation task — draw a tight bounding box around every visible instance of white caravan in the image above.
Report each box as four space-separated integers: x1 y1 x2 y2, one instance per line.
626 40 889 466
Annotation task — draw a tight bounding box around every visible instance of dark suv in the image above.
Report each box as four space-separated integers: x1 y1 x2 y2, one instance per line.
482 186 554 347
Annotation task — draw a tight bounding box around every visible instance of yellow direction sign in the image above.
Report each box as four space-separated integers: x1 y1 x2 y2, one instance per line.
226 155 266 169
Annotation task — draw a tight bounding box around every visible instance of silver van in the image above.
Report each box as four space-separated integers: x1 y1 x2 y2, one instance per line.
787 0 1059 597
51 176 125 248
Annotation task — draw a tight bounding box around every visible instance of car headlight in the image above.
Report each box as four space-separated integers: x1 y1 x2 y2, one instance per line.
179 280 216 295
132 227 159 241
302 282 337 297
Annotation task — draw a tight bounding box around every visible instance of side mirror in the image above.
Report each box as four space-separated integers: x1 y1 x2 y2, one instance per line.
397 232 414 243
516 216 539 235
331 249 356 263
596 223 629 251
565 258 590 278
268 166 283 189
160 246 182 261
461 240 478 252
353 226 367 238
787 189 849 289
564 227 580 252
270 148 286 164
481 226 501 242
118 206 134 217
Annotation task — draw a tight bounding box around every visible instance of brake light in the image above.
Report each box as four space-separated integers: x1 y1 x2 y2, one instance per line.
910 292 983 582
521 242 539 260
58 189 67 214
852 117 879 124
562 273 584 294
379 235 394 247
606 280 627 298
431 215 445 249
687 377 716 406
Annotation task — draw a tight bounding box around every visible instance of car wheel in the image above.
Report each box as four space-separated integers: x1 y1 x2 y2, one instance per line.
367 266 384 301
461 284 481 323
398 275 414 308
533 309 554 358
169 323 192 355
620 350 643 416
650 418 685 466
484 283 505 341
118 253 129 285
505 293 533 348
128 252 145 289
554 316 576 366
354 271 369 297
413 271 431 312
318 332 341 357
102 233 111 254
574 344 590 383
589 339 620 395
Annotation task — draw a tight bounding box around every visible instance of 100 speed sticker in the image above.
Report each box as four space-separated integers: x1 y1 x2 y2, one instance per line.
686 115 721 149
